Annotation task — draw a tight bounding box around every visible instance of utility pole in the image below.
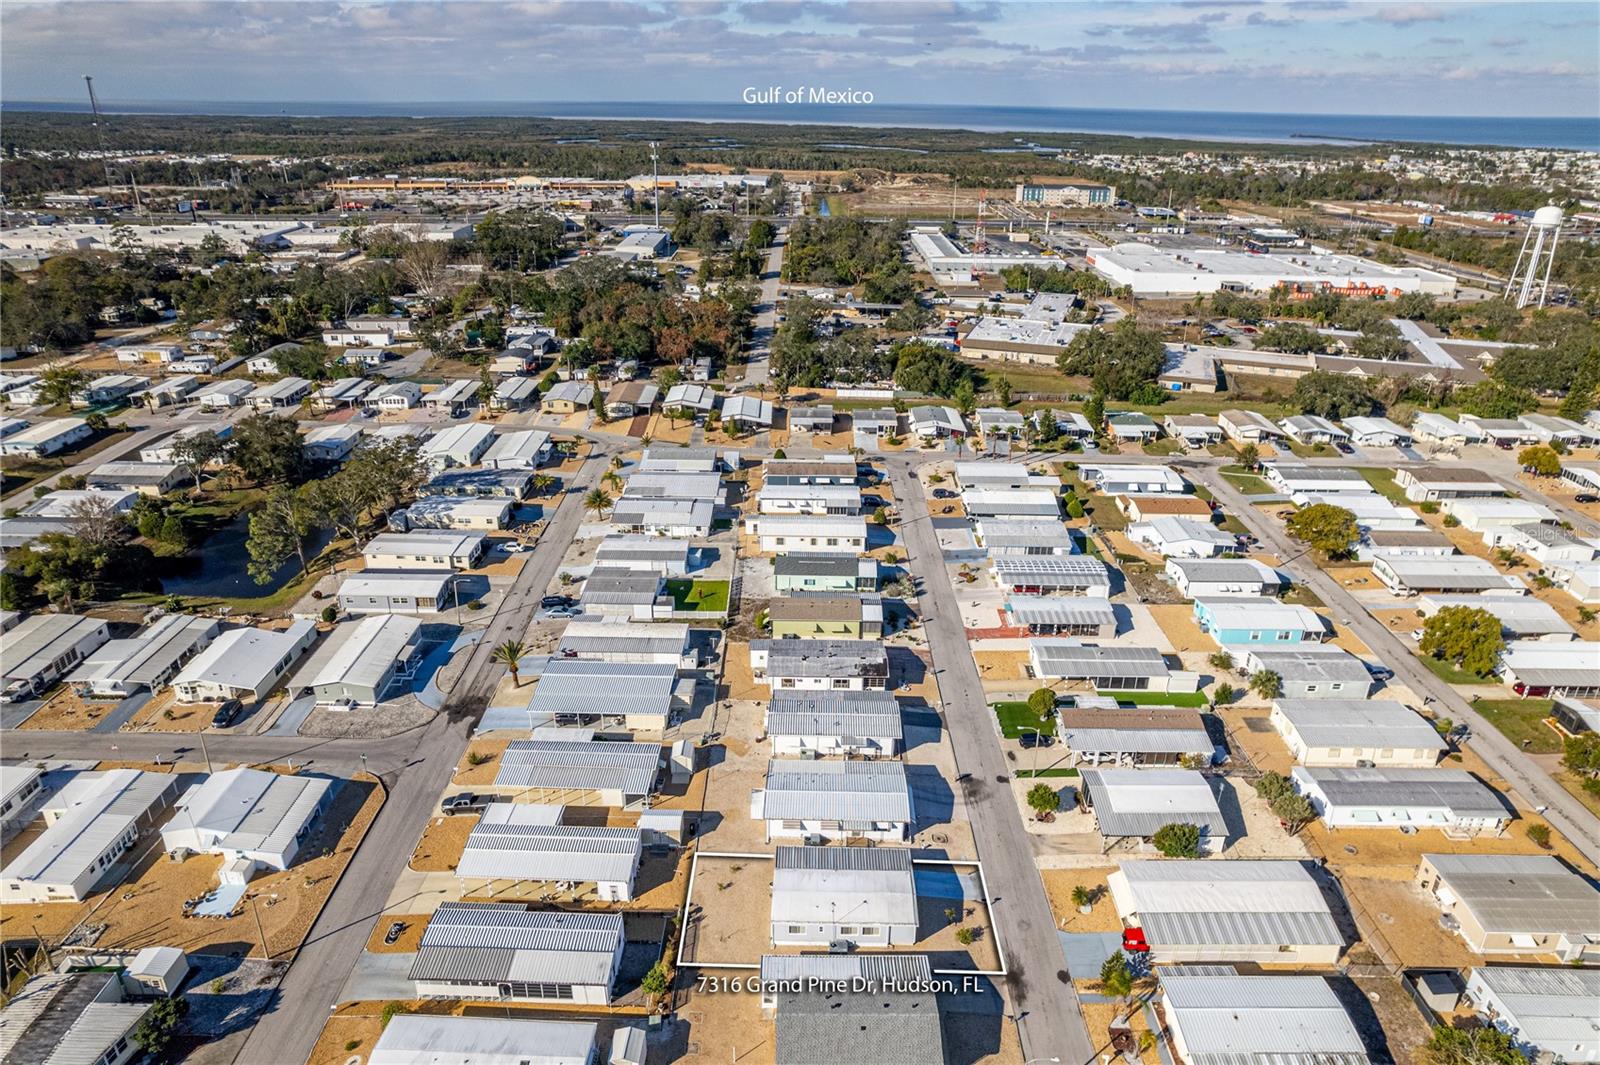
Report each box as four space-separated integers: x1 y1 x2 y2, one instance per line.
650 142 660 229
249 895 270 959
198 729 212 774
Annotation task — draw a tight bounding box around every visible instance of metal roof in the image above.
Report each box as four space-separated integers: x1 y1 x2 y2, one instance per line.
1499 641 1600 686
165 767 332 858
0 970 151 1065
1272 700 1446 752
1196 598 1325 634
757 760 912 823
339 571 454 600
621 470 723 500
301 615 420 693
1132 516 1235 548
759 953 932 985
766 690 903 742
1079 768 1224 839
1296 767 1507 819
364 531 485 558
579 568 664 606
611 497 713 526
1161 973 1366 1063
410 903 623 986
1057 708 1210 756
1 770 177 889
992 556 1111 587
457 815 642 885
1031 641 1170 678
975 519 1076 550
556 621 690 657
593 535 690 564
771 846 917 925
70 614 216 690
773 553 874 578
751 639 888 679
1006 596 1116 628
1419 594 1572 637
1166 558 1280 585
1468 966 1600 1053
961 487 1060 517
370 1015 598 1065
1427 854 1600 937
722 394 774 423
527 659 677 716
493 739 661 796
1241 647 1372 685
766 594 880 624
774 980 943 1065
638 446 721 472
482 429 550 466
1 615 108 681
1117 860 1343 949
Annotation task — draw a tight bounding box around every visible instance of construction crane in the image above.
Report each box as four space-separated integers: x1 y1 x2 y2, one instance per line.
84 75 141 213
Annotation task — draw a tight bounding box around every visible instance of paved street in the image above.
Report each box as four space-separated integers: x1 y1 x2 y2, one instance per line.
885 456 1098 1065
1195 465 1600 867
740 226 786 387
231 445 613 1065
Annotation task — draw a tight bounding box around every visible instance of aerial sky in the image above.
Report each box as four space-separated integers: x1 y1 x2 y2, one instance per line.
2 0 1596 118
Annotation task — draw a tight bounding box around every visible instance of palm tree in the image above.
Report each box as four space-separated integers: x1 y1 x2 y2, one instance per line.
584 488 613 519
602 471 624 493
492 640 527 686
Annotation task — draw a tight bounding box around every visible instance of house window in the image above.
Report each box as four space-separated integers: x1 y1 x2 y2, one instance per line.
787 925 806 934
1327 748 1341 757
1248 631 1262 642
838 925 858 935
1304 685 1318 693
858 926 880 936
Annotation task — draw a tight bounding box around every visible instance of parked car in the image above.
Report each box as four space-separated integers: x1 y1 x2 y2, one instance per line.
210 699 243 728
1335 442 1354 454
384 922 406 945
932 488 956 499
544 607 579 619
441 793 490 815
540 595 570 608
1576 493 1599 504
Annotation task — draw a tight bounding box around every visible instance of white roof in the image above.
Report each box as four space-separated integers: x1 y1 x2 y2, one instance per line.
424 378 476 404
305 615 421 691
755 514 867 536
167 767 331 856
965 315 1092 348
771 846 917 926
1468 967 1600 1054
1343 415 1410 438
340 571 453 598
482 428 549 466
70 614 218 689
1078 463 1186 490
1117 859 1332 916
22 489 137 519
664 383 718 409
1132 516 1235 548
1 770 174 888
1162 972 1366 1062
722 394 774 423
1273 699 1447 751
3 418 90 447
407 496 511 523
421 422 495 460
371 1015 598 1065
1199 597 1325 633
172 620 315 692
364 531 485 558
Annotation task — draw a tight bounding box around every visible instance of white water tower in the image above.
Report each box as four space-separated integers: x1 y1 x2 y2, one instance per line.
1504 205 1564 308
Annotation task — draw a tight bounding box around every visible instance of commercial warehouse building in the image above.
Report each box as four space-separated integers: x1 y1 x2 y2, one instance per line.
0 769 181 903
160 767 333 874
409 903 625 1004
751 760 913 843
1416 853 1600 962
1087 242 1456 296
1107 859 1344 964
456 804 643 902
770 846 917 948
764 690 903 758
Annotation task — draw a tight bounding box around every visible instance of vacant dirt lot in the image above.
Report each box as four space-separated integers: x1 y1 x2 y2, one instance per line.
410 813 477 872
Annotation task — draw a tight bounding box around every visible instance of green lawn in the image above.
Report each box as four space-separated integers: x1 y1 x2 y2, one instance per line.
664 579 730 613
0 427 138 497
1287 441 1337 459
1219 466 1274 495
1419 653 1496 686
993 701 1053 739
1216 513 1248 535
1280 584 1326 609
1015 768 1080 779
1142 439 1185 457
1357 468 1410 505
1471 698 1560 754
1097 690 1210 708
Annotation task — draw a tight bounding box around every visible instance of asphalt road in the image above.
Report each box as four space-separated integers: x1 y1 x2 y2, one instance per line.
1195 465 1600 867
884 455 1097 1065
740 226 786 387
231 447 613 1065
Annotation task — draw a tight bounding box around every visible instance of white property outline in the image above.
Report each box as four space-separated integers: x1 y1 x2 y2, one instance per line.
675 850 1007 978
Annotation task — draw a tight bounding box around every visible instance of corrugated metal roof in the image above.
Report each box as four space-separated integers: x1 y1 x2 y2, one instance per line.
1427 854 1600 937
70 614 216 689
493 739 661 796
1161 973 1365 1062
1 770 177 888
371 1015 597 1065
0 971 151 1065
457 817 642 884
527 660 676 718
1272 699 1446 751
1 615 107 682
1059 708 1210 756
556 622 689 657
751 639 888 679
410 903 623 986
766 690 902 742
1080 768 1223 839
594 535 690 564
1006 596 1116 627
775 982 943 1065
1031 641 1170 677
307 615 422 692
758 760 911 824
166 767 331 858
759 954 932 985
992 556 1111 587
771 845 916 925
579 568 664 606
1242 647 1371 685
1296 767 1508 819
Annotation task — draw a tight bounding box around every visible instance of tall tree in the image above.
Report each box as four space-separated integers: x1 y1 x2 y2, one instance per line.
246 485 317 584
